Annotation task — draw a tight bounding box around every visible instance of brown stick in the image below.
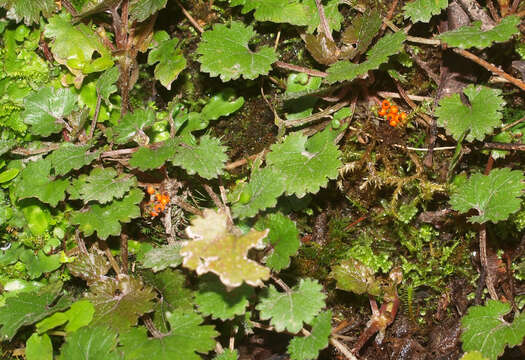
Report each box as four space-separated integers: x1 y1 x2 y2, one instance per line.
61 0 78 16
175 0 204 33
483 142 525 151
502 115 525 132
274 61 328 77
314 0 333 42
453 48 525 91
120 233 128 274
171 196 203 216
381 0 400 31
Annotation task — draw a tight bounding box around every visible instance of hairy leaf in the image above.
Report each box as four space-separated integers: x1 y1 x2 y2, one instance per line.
450 168 525 224
197 21 277 81
256 278 326 333
71 188 144 240
141 269 194 313
113 108 156 144
129 138 178 171
266 128 341 198
435 85 505 141
255 213 300 271
171 135 228 179
148 32 186 90
60 325 120 360
231 167 285 219
0 0 55 25
16 159 68 207
71 167 136 204
130 0 168 22
67 251 111 285
86 275 156 332
330 258 382 296
22 86 77 136
141 243 183 272
181 209 270 287
288 311 332 360
403 0 448 23
438 16 520 49
461 300 525 360
326 32 406 83
47 143 99 176
119 310 218 360
194 277 254 320
0 284 71 341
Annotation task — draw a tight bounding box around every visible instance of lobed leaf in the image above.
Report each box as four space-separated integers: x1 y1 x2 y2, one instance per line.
403 0 448 23
148 33 186 90
141 243 183 272
288 311 332 360
60 325 120 360
47 143 99 176
113 108 156 144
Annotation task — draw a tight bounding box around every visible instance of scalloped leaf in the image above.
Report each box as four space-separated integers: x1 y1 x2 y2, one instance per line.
170 135 228 179
326 31 406 83
214 349 239 360
141 244 183 272
96 66 119 104
113 108 156 144
0 284 72 341
129 138 178 171
436 85 505 142
288 311 332 360
15 159 68 207
119 310 218 360
47 143 99 176
67 251 111 285
194 276 254 320
181 209 271 287
438 16 520 49
59 325 120 360
141 269 194 313
197 21 277 81
70 167 136 204
266 128 341 198
231 167 286 219
256 278 326 333
19 250 61 279
22 86 78 137
148 32 186 90
0 0 55 25
461 300 525 360
255 213 300 271
71 188 144 240
450 168 525 224
86 275 156 332
130 0 168 22
403 0 448 23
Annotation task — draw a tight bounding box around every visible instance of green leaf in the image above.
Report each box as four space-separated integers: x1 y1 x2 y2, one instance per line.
96 66 119 103
461 300 525 360
36 300 95 334
26 333 53 360
129 139 178 171
119 310 218 360
60 325 120 360
20 250 62 279
86 275 156 332
148 33 186 90
200 88 245 121
181 209 271 287
461 351 489 360
15 159 69 207
326 31 406 83
438 16 520 49
231 167 285 219
214 349 239 360
450 168 525 224
130 0 168 22
141 244 183 272
71 167 136 204
47 143 99 176
113 108 156 144
22 86 77 136
403 0 448 23
171 135 228 179
284 73 322 120
194 277 254 320
266 128 342 198
256 278 326 333
0 284 71 341
0 0 55 25
435 84 505 142
44 13 113 85
0 168 19 183
341 11 382 59
197 21 277 81
330 258 382 296
255 213 300 271
67 251 111 285
288 311 332 360
141 269 194 313
71 188 144 240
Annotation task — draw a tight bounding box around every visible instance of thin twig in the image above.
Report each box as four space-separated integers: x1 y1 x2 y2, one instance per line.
120 233 128 274
284 101 350 128
271 275 291 293
453 48 525 91
330 338 359 360
394 81 432 127
381 0 400 31
219 180 234 228
175 0 204 33
487 0 501 21
89 94 102 140
393 144 456 151
482 142 525 151
405 46 440 83
501 115 525 132
204 184 223 210
102 244 122 275
314 0 333 41
172 196 203 216
10 143 60 156
480 225 498 300
274 61 328 77
143 315 164 338
61 0 78 16
377 91 433 102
